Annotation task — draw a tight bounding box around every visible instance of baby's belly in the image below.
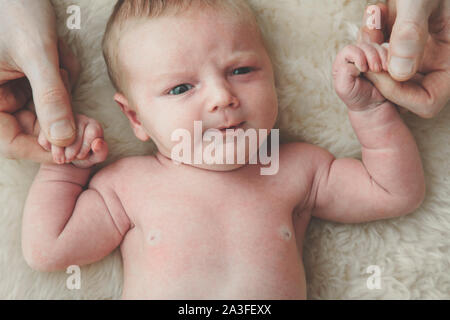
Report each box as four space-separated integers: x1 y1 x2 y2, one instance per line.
120 208 307 300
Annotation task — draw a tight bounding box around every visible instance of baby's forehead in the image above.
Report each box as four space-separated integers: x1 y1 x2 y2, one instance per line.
121 4 259 43
119 13 263 67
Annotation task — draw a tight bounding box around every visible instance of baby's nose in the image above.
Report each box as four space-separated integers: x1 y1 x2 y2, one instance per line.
208 82 240 112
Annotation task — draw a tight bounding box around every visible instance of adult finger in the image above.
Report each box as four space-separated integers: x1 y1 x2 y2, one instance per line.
58 39 81 91
358 2 388 45
0 112 53 163
9 134 54 163
21 43 77 148
364 70 450 118
388 0 440 81
14 109 38 136
0 78 32 113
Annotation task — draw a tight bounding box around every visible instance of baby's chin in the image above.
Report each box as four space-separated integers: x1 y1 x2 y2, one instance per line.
169 146 258 172
187 162 248 172
157 152 250 172
156 123 276 171
158 140 261 172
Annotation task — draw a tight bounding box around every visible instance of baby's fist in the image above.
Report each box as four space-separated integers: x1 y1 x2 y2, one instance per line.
333 43 388 111
72 137 108 169
38 114 108 169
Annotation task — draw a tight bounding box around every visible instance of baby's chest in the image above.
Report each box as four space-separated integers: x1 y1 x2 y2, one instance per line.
127 179 301 253
127 197 299 279
140 186 294 231
117 171 312 286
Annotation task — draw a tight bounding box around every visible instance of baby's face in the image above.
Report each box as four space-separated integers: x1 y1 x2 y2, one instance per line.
116 8 278 170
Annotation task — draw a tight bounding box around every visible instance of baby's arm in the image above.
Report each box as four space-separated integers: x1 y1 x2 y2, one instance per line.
309 43 425 223
22 120 130 271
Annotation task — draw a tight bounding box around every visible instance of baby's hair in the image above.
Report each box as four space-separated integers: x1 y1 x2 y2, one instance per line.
102 0 261 94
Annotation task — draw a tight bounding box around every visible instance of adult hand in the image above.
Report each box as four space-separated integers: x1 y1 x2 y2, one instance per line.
0 0 78 162
359 0 450 118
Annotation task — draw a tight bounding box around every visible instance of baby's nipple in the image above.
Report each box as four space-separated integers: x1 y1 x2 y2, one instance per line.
147 230 162 246
278 226 292 241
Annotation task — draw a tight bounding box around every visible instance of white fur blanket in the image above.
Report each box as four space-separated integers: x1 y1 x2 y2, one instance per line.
0 0 448 299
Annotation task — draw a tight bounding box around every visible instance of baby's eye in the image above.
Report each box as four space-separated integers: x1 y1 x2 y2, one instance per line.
232 67 253 75
169 84 193 95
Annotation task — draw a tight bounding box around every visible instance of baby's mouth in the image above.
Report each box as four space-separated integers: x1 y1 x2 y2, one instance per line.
218 121 246 132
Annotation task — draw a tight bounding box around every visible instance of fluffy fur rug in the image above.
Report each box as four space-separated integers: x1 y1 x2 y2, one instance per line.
0 0 448 299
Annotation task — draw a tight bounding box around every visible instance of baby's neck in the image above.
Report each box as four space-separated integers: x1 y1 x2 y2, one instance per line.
155 151 248 173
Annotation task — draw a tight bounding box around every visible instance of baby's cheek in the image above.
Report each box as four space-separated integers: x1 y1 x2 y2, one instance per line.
248 84 278 129
154 120 195 159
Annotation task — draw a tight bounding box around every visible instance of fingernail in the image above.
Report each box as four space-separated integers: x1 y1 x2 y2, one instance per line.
65 153 75 163
50 120 75 140
374 62 381 72
389 56 414 78
93 141 102 153
57 155 65 165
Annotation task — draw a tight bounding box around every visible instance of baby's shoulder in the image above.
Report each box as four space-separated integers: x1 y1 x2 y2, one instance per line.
278 142 335 183
280 142 333 166
89 155 160 188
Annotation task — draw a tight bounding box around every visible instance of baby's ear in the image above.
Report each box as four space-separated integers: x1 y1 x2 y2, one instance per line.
114 93 150 142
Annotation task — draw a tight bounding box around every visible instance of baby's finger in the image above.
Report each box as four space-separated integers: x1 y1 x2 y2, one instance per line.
77 121 103 160
90 138 108 163
333 45 366 99
333 45 367 77
64 120 87 163
72 138 108 169
375 43 389 71
38 130 51 152
345 45 368 73
358 43 382 73
333 45 367 82
51 144 66 165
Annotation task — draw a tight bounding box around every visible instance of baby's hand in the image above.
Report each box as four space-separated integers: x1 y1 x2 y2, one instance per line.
333 42 390 112
38 114 108 169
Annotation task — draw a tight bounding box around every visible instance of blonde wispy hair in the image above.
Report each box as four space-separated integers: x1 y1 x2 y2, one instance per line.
102 0 261 94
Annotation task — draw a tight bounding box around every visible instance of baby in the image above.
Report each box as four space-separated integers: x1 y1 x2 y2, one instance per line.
22 0 426 299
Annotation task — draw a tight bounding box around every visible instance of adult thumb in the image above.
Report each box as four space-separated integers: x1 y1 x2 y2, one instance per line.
22 45 77 147
388 0 439 81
